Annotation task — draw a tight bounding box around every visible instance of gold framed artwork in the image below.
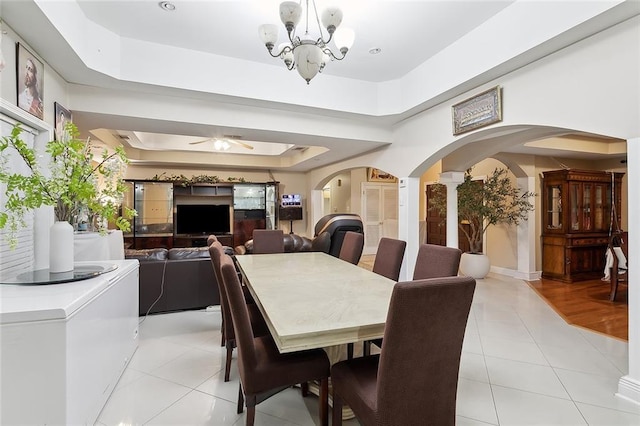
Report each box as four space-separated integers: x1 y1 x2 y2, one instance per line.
452 86 502 135
367 168 397 183
16 43 44 120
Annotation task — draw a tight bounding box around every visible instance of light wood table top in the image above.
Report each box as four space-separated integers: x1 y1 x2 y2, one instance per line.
235 252 395 353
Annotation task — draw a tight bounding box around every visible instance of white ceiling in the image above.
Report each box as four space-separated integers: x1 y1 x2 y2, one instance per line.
74 0 514 83
1 0 632 171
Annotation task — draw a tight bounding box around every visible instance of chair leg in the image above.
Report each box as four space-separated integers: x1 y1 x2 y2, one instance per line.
220 318 225 347
245 394 257 426
225 340 234 382
319 377 329 426
301 381 309 396
332 387 343 426
610 279 619 302
347 343 354 359
245 406 256 426
363 340 370 356
237 382 244 414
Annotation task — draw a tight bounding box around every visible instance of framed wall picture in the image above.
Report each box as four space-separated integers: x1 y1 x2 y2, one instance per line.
452 86 502 135
54 102 72 141
16 43 44 120
367 168 398 183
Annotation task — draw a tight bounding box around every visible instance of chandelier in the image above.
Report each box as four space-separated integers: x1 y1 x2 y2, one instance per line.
258 0 354 84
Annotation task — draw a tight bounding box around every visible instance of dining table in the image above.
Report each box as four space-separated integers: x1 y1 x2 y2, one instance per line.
234 251 396 355
235 251 396 420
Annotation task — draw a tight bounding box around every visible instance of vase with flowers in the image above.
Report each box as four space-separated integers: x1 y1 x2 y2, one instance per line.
0 122 135 272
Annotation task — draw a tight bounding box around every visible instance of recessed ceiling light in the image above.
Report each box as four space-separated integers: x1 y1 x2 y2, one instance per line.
369 47 382 55
159 1 176 11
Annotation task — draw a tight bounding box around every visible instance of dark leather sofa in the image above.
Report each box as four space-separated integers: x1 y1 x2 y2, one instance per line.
125 246 222 316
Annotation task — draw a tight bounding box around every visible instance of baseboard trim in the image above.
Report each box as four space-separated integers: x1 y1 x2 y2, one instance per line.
490 266 541 281
617 375 640 406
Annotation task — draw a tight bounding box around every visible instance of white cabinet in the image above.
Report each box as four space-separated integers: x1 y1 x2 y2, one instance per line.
0 260 139 425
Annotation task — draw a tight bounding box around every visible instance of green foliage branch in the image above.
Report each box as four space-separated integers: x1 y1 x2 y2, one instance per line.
429 168 536 253
0 122 136 248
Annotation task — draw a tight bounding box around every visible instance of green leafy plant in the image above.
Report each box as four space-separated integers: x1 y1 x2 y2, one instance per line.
429 168 535 253
0 122 135 248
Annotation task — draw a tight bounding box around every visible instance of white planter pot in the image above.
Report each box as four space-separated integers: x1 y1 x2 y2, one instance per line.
459 252 490 279
50 221 74 273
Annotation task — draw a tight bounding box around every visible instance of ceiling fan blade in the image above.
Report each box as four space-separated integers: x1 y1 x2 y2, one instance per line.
230 139 254 150
188 138 212 145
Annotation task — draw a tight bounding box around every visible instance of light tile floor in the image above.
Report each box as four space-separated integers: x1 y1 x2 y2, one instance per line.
97 272 640 425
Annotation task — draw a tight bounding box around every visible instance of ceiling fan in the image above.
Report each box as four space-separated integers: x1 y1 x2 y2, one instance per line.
189 135 254 151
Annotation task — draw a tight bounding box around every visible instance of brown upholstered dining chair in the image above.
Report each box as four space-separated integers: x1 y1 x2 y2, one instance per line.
363 237 407 356
332 276 476 426
372 237 407 280
338 231 365 265
219 253 330 426
251 229 285 254
209 242 268 382
412 243 462 279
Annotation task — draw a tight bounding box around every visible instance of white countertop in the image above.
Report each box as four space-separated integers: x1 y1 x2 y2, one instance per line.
235 252 394 353
0 260 138 324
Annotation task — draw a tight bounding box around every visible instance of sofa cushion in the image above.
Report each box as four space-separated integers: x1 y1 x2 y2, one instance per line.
125 248 168 261
168 246 211 260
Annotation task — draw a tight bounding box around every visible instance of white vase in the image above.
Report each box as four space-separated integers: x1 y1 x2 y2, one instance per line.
459 252 491 279
50 221 74 273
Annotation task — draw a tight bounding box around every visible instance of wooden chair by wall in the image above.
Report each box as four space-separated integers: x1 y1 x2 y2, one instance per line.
609 231 628 302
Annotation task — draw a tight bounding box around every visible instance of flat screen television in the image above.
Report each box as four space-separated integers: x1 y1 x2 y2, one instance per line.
175 204 231 235
281 194 302 207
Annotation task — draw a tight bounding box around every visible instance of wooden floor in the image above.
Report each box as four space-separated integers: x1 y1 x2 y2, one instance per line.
527 277 628 341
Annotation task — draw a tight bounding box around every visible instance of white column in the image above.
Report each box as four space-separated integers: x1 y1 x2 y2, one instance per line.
397 177 420 281
309 189 323 237
515 176 540 280
618 138 640 405
439 172 465 249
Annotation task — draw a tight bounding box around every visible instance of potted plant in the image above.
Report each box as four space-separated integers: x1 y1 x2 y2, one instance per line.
0 122 135 271
429 167 535 278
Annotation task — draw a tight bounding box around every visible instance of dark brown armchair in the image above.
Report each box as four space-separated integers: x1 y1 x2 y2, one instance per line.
219 253 330 426
331 276 476 426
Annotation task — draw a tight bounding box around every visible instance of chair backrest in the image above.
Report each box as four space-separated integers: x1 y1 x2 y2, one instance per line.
412 244 462 280
207 234 218 246
338 231 365 265
252 229 285 254
377 276 476 425
219 253 257 381
314 213 364 257
209 242 235 341
372 237 407 281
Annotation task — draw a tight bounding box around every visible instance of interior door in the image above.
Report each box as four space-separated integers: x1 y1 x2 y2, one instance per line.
362 183 398 255
425 183 473 252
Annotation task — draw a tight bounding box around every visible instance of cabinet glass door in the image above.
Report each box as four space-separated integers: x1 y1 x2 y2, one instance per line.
582 184 592 231
233 185 266 210
546 185 563 230
570 183 579 231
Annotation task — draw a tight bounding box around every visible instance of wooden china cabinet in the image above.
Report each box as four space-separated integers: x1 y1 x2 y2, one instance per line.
541 169 624 282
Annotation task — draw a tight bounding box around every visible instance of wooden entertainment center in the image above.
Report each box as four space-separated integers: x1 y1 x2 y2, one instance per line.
123 180 278 249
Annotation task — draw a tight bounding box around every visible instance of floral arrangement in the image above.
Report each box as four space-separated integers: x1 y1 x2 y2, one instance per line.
0 122 135 248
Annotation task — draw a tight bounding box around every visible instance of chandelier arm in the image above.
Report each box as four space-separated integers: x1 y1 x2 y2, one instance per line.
265 45 293 59
322 47 346 61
